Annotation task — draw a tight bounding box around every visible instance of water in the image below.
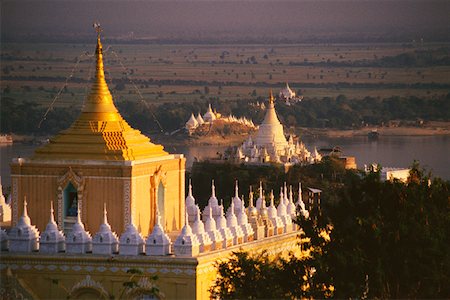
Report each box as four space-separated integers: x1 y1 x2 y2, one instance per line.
1 135 449 188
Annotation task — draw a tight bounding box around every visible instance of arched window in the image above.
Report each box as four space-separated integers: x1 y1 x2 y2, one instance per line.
64 182 78 218
157 181 165 228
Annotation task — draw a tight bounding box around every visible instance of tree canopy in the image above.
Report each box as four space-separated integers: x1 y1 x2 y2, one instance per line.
210 164 450 298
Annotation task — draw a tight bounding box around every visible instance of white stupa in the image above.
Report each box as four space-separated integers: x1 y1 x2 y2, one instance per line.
215 203 234 248
277 190 292 233
185 113 199 130
279 82 296 100
119 215 145 256
146 204 171 256
92 203 119 255
267 191 285 235
256 182 264 210
173 211 200 257
0 176 11 223
237 199 254 242
259 194 274 238
66 205 92 254
296 183 309 219
203 180 221 222
253 91 288 158
196 113 205 125
9 199 40 252
226 201 244 245
186 179 199 226
202 104 216 123
1 227 9 251
246 187 265 240
287 185 297 218
203 206 223 251
231 181 243 215
40 201 66 253
191 207 212 253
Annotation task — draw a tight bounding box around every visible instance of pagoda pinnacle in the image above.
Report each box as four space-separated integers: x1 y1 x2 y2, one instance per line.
269 90 275 106
81 25 119 115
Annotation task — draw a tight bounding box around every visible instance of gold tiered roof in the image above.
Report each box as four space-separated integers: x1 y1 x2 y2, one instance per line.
33 34 168 161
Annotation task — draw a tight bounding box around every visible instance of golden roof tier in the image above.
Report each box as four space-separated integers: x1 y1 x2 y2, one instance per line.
34 34 167 161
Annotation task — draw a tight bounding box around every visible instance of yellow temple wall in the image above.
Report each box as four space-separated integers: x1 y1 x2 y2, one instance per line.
0 231 300 299
0 254 198 299
195 231 301 300
10 155 185 236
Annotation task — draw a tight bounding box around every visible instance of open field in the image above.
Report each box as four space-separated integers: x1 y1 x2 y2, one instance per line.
2 42 450 109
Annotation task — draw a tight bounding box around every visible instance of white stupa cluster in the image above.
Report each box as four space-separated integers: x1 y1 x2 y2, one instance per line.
231 92 321 165
279 82 303 105
185 104 256 134
0 180 310 257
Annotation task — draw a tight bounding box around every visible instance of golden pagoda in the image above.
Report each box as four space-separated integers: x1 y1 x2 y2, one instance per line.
10 30 185 235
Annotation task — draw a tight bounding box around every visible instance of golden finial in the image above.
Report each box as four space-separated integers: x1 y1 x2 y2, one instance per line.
93 22 102 38
269 89 274 105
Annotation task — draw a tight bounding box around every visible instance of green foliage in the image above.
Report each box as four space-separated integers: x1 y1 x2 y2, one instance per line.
210 164 450 298
210 248 330 299
321 164 450 298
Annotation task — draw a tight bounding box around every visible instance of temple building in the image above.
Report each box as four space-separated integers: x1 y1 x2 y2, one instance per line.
184 104 255 135
9 32 185 237
230 91 320 165
279 82 303 105
1 30 309 300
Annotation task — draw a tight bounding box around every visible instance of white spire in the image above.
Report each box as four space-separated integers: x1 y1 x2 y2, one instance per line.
287 185 296 217
247 186 258 217
186 179 195 207
203 206 223 251
226 200 244 245
186 179 199 225
268 190 277 219
203 179 221 222
92 203 119 255
146 202 171 256
232 181 242 215
256 181 263 210
40 201 65 254
66 203 92 254
174 201 200 257
192 207 212 253
215 203 234 248
9 198 40 253
119 215 145 255
296 182 309 219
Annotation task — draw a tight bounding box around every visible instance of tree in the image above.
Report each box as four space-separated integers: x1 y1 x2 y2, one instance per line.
210 164 450 299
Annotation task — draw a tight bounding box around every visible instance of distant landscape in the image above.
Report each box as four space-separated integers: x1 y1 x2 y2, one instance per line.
1 41 450 138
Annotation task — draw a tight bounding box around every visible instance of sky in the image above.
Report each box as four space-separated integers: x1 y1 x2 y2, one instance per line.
1 0 449 42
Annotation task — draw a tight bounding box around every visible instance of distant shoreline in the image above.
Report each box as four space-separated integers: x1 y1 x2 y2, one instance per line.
7 122 450 147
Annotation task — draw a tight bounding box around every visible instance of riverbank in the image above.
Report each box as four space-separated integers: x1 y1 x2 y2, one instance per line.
6 121 450 147
301 122 450 138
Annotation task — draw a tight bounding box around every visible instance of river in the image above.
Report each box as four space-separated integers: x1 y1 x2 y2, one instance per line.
1 135 449 188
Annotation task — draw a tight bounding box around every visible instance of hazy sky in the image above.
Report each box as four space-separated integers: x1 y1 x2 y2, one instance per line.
1 0 449 42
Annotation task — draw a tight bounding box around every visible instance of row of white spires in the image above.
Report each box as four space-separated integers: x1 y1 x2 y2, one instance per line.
0 181 309 258
185 104 256 130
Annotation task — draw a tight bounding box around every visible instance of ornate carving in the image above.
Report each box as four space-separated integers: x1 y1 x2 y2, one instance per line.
123 179 131 226
70 275 108 298
56 168 85 229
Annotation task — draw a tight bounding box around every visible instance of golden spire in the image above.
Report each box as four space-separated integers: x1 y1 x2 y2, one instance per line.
268 89 275 108
81 23 119 116
32 24 168 161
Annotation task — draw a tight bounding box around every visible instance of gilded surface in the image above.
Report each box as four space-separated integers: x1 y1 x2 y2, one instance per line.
33 36 168 161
